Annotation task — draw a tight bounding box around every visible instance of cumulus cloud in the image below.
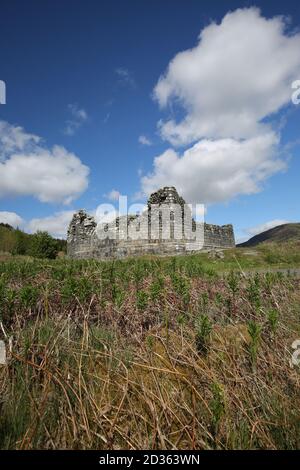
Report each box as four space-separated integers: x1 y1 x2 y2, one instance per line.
154 7 300 146
27 210 75 238
64 104 88 136
0 121 40 159
138 135 152 146
0 211 24 228
0 120 89 204
246 219 290 237
141 132 285 204
104 189 121 201
141 8 299 205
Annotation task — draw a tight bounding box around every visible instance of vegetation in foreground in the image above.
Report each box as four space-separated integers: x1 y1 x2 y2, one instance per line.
0 244 300 449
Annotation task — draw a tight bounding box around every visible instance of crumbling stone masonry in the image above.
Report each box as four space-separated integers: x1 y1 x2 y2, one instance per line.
67 187 235 259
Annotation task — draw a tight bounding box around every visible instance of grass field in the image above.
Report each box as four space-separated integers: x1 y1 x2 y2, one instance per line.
0 242 300 449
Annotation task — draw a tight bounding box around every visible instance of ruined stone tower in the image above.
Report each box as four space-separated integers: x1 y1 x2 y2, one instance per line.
67 186 235 259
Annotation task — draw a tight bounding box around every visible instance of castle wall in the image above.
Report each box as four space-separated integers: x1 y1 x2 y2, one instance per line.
67 220 235 260
67 188 235 260
203 223 235 249
68 239 205 260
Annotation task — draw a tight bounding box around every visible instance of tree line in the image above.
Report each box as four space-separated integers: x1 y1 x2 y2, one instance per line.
0 223 67 259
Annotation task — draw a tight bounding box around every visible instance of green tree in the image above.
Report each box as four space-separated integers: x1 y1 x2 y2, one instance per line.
29 231 58 259
0 225 15 253
12 229 28 255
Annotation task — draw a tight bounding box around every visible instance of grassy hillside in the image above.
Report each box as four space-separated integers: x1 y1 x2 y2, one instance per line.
238 223 300 247
0 247 299 449
0 223 67 257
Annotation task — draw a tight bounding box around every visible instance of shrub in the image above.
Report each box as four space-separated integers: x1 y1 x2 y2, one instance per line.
267 308 279 334
19 284 40 309
171 273 190 306
12 230 28 256
136 290 149 311
150 275 164 301
195 314 212 354
227 270 239 296
210 382 225 437
29 231 58 259
247 320 262 367
247 274 261 311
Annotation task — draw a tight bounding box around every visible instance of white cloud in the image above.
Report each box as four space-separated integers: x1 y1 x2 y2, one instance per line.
0 121 40 159
0 211 24 228
235 235 249 245
246 219 290 237
138 135 152 146
141 8 299 205
0 120 89 204
64 104 88 136
28 206 120 238
154 7 300 146
104 189 121 201
141 132 285 204
27 210 75 238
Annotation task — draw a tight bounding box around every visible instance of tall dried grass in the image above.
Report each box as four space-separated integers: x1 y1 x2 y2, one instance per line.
0 255 299 449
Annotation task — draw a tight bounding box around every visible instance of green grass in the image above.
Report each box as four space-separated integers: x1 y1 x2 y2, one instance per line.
0 243 299 449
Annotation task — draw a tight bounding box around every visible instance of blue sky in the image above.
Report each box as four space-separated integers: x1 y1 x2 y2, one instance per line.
0 0 300 242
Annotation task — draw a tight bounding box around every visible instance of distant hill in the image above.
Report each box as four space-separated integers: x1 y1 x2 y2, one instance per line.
237 223 300 247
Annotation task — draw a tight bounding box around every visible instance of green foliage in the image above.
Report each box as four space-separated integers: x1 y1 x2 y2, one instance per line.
12 229 28 255
263 252 282 264
247 320 262 367
176 313 187 326
171 273 190 306
263 272 277 293
0 278 7 313
150 275 164 302
29 231 58 259
89 325 115 349
210 382 225 436
113 286 125 308
0 223 13 230
195 314 212 354
227 270 239 295
199 292 209 314
214 292 223 306
0 224 67 259
19 284 40 308
0 280 18 322
247 274 261 311
0 232 16 253
136 290 149 311
61 276 94 304
267 308 279 334
146 334 154 350
132 261 144 289
0 254 299 450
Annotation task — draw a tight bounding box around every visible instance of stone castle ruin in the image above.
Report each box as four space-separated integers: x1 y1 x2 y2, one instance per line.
67 187 235 259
